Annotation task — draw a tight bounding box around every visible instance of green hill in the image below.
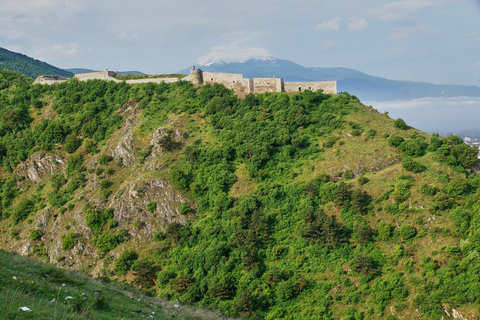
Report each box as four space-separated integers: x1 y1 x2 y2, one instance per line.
0 69 479 319
0 47 73 78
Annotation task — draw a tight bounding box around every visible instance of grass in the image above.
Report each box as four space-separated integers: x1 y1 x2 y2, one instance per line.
0 249 236 320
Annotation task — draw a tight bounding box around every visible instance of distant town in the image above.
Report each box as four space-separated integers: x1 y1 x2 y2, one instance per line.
464 136 480 159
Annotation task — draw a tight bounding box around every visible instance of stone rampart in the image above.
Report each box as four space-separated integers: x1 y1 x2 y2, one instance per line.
74 70 120 82
33 75 68 85
33 68 337 96
125 77 181 85
284 81 337 94
251 78 283 94
202 71 251 93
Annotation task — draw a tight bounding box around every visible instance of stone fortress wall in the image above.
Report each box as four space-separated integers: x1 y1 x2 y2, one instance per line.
33 68 337 95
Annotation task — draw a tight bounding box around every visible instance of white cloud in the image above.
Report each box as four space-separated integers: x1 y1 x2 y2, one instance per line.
476 61 480 67
314 17 343 31
372 0 452 22
348 17 368 32
319 40 343 51
33 43 84 62
197 43 273 65
314 17 367 32
388 24 440 42
117 32 139 41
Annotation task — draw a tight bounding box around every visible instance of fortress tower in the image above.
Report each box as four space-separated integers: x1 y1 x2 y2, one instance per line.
190 67 203 85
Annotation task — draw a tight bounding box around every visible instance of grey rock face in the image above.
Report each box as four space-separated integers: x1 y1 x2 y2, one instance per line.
17 153 66 183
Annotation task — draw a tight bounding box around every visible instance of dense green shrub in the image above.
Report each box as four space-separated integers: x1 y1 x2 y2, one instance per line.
400 224 417 240
351 252 376 275
99 154 114 165
402 157 426 173
394 118 408 130
95 232 121 252
113 250 138 275
419 183 437 196
358 176 369 185
146 202 156 213
179 203 192 215
64 133 82 153
376 221 393 241
11 199 35 224
66 154 83 177
30 229 43 241
86 208 114 235
62 232 77 251
388 135 404 148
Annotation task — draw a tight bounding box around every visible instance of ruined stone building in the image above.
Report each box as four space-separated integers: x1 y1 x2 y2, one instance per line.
33 68 337 96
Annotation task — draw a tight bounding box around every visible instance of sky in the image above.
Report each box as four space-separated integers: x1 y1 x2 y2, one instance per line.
1 0 480 86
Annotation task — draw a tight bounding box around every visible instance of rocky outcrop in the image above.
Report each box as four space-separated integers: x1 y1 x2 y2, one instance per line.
111 101 141 167
108 178 187 241
17 153 66 183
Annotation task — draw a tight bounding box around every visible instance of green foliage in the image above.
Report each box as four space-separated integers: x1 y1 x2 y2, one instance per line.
64 133 82 153
179 203 192 215
95 232 122 252
358 176 369 185
11 199 35 224
402 157 426 173
436 135 478 169
132 259 160 288
0 47 73 78
86 207 114 235
398 138 428 157
388 135 404 148
84 139 98 154
351 252 376 275
146 202 156 213
419 183 437 196
29 229 43 241
113 250 138 275
99 154 114 165
373 273 408 312
400 224 417 240
392 182 412 202
66 154 84 177
62 232 77 251
394 118 408 130
376 221 393 241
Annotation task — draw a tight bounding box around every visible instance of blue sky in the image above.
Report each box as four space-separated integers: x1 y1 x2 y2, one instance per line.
1 0 479 86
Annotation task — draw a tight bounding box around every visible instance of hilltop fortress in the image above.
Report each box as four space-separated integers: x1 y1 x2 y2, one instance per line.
34 68 337 96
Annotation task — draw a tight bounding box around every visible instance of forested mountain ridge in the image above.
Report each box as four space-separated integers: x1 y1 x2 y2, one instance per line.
0 69 479 319
0 47 73 78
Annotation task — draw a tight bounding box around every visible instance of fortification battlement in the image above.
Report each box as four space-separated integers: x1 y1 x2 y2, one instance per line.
33 68 337 96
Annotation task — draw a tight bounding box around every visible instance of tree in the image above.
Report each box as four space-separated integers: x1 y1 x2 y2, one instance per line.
351 252 375 275
394 118 408 130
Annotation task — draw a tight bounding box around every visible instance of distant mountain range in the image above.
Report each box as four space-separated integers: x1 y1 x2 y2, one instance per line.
180 58 480 101
0 47 73 78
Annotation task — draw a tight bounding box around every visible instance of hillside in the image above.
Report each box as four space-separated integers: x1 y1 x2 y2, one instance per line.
0 249 233 319
179 58 480 101
0 68 479 319
0 47 73 79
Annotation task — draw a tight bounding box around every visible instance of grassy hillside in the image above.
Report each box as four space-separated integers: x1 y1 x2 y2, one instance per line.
0 69 479 319
0 249 234 319
0 47 73 79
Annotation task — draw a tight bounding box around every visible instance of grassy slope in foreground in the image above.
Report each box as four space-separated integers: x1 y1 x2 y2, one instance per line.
0 249 234 320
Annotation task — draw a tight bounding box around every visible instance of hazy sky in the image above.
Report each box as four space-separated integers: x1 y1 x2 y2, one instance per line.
1 0 480 86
